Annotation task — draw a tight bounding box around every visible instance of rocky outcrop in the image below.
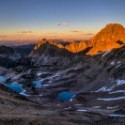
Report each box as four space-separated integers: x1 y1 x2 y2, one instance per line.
30 39 74 66
34 39 88 53
65 41 88 53
88 23 125 55
30 39 89 66
34 39 64 50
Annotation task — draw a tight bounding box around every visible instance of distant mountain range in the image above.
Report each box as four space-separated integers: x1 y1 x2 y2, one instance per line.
0 23 125 67
33 23 125 54
28 23 125 66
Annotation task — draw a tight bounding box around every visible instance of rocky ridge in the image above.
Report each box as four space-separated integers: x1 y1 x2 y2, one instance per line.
32 23 125 58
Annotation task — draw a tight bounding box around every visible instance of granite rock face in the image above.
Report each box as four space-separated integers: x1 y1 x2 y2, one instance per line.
88 23 125 55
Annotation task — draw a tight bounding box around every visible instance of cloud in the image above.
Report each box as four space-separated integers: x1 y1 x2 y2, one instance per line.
18 30 33 34
63 22 69 26
70 30 82 33
81 33 94 36
0 35 8 38
86 33 94 36
58 22 69 26
47 32 57 35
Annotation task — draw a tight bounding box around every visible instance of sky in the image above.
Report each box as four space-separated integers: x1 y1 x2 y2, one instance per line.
0 0 125 43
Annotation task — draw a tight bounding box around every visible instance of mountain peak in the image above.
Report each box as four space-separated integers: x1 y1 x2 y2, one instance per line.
34 39 88 53
105 23 124 28
65 41 88 53
88 23 125 55
33 23 125 56
101 23 125 33
34 39 64 50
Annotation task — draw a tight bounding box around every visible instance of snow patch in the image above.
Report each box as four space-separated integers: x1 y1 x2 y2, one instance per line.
40 73 60 82
111 61 115 65
102 50 111 58
92 106 101 109
109 114 125 118
37 72 42 77
38 94 43 97
76 109 87 112
75 104 83 106
20 90 29 96
117 61 121 64
116 80 125 86
115 64 121 68
109 90 125 94
69 94 76 102
64 107 72 110
107 106 119 109
95 79 125 93
95 87 111 92
97 96 125 101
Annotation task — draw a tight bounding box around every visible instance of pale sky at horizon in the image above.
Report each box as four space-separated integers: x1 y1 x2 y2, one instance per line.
0 0 125 41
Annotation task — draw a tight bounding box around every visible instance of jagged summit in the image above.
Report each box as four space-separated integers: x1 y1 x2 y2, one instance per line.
34 39 88 53
34 23 125 56
65 41 88 53
30 39 89 66
88 23 125 55
30 39 74 66
34 39 64 50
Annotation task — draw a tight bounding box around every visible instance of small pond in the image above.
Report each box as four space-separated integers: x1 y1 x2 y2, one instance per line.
5 82 23 93
0 76 6 83
57 91 75 101
32 80 42 88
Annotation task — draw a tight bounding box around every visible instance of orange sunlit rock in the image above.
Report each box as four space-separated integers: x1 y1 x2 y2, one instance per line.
34 39 88 53
34 39 64 50
65 41 88 53
34 23 125 55
88 23 125 55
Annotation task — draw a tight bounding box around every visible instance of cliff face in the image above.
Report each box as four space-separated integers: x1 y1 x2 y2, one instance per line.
30 39 88 66
34 39 64 50
34 39 88 53
88 23 125 55
30 39 74 66
65 41 88 53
